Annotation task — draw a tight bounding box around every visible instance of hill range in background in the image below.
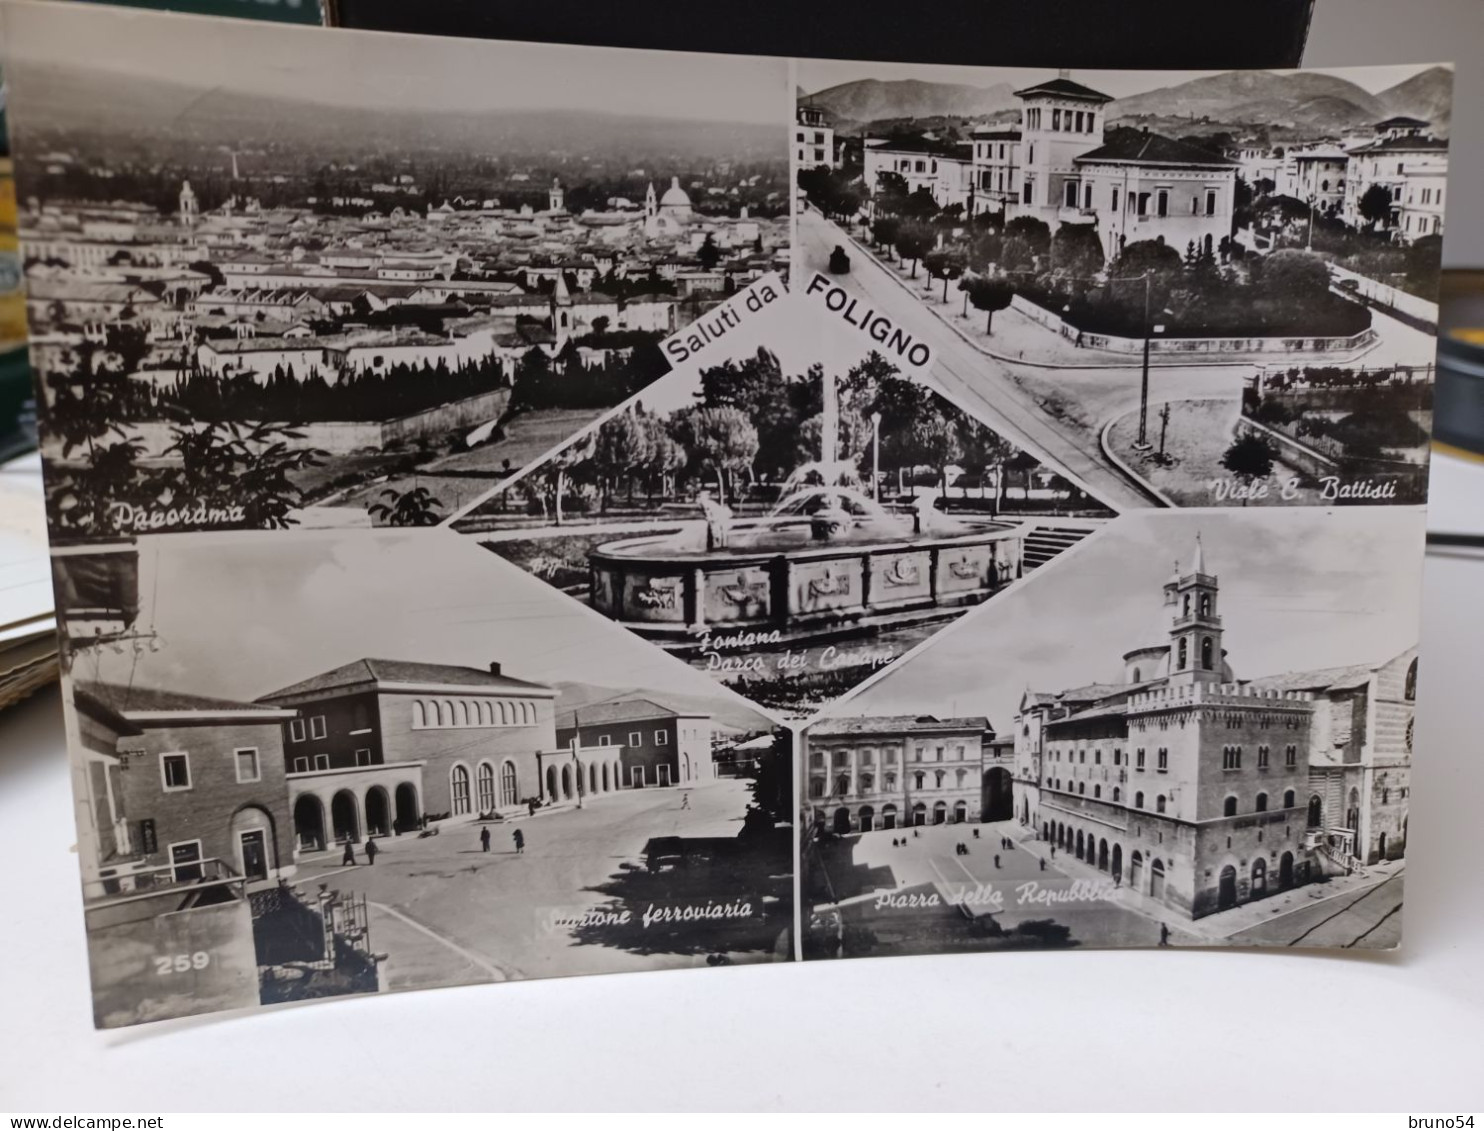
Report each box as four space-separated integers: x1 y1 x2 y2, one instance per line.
9 61 784 166
802 66 1452 139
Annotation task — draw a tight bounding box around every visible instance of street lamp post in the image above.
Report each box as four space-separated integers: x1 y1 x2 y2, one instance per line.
1134 271 1154 451
870 412 882 502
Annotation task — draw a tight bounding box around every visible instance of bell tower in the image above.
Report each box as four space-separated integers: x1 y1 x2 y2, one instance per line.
1168 535 1223 686
548 177 565 213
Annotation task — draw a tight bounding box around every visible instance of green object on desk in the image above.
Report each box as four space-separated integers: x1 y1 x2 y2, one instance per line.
72 0 323 24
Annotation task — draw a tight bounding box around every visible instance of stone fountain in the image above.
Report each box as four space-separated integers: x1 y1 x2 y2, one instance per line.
587 368 1029 649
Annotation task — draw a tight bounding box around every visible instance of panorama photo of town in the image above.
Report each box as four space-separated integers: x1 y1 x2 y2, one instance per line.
4 3 790 539
57 529 794 1028
801 507 1423 958
794 62 1449 509
455 283 1112 717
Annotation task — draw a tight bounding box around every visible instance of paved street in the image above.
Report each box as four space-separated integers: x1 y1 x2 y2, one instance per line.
812 820 1202 954
810 819 1402 956
292 777 791 993
799 209 1438 513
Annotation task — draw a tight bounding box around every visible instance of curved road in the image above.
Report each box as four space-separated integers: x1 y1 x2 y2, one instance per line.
799 209 1158 510
798 209 1439 514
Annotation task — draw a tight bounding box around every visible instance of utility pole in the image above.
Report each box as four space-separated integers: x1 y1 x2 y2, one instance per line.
1133 270 1153 451
1157 401 1172 462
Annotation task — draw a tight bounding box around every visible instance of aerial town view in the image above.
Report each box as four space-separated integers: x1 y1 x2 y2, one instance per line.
5 5 789 539
794 63 1449 508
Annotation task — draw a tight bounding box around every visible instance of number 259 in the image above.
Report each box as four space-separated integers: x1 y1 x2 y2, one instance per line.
154 951 210 975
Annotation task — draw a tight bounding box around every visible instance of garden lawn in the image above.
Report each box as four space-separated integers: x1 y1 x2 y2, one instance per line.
1105 397 1326 507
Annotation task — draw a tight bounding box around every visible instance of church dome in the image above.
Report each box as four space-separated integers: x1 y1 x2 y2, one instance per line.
659 176 693 211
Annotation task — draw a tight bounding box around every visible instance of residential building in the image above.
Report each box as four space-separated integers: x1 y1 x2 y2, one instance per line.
970 125 1022 215
1008 75 1114 230
796 103 836 170
1342 117 1449 241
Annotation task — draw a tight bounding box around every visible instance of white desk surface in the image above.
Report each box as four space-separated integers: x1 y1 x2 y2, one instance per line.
2 476 1482 1112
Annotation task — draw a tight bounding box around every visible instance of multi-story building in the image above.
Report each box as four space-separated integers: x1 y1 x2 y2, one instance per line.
1342 117 1449 241
1014 538 1416 919
257 658 559 846
1009 75 1114 231
868 75 1237 262
796 103 836 170
969 125 1022 216
1069 131 1238 261
1278 145 1349 216
73 681 299 887
554 698 714 789
805 715 996 833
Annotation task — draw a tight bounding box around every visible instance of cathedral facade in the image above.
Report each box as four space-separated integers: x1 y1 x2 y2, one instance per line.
1014 538 1416 919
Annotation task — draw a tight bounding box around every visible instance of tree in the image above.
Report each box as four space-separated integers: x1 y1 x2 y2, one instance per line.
871 216 901 257
957 425 1017 514
591 410 657 508
960 276 1016 334
671 405 759 503
1050 223 1105 279
894 222 934 278
697 233 722 270
1219 433 1276 503
545 431 597 526
901 187 940 221
1260 248 1331 302
369 484 444 526
590 314 611 336
1359 183 1394 230
921 248 965 302
1001 216 1051 271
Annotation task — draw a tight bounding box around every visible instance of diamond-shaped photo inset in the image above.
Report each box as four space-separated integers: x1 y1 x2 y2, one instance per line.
454 297 1116 718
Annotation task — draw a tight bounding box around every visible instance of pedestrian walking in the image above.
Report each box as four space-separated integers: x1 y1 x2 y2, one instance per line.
994 854 1001 869
680 792 690 810
1159 923 1171 947
1050 845 1056 859
513 828 525 855
364 837 378 866
480 826 491 853
341 840 356 867
1039 858 1046 872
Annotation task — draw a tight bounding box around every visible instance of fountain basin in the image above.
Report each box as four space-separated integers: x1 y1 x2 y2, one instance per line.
588 521 1026 647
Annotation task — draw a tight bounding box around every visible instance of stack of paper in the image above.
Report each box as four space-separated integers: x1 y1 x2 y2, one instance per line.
0 451 55 709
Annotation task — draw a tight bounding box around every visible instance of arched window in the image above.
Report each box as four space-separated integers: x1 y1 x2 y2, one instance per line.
1405 658 1418 701
1307 794 1323 828
1182 594 1191 617
1094 786 1101 799
442 700 456 727
1201 636 1214 671
1223 796 1238 817
1199 593 1211 617
1178 639 1188 669
460 701 472 727
1157 795 1168 814
1113 787 1121 802
523 702 535 725
432 701 445 727
476 763 495 811
497 701 510 725
450 765 471 816
1135 792 1145 810
1078 782 1085 795
413 701 427 728
1283 789 1296 809
500 761 519 807
1255 792 1268 813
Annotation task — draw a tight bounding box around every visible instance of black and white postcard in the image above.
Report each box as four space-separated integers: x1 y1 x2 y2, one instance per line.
0 0 1451 1027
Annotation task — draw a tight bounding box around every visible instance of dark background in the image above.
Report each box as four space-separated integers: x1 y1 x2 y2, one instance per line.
329 0 1316 69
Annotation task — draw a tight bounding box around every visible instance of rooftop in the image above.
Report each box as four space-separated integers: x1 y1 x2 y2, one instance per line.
556 697 706 729
809 714 993 738
259 658 555 702
1013 76 1114 104
1075 131 1236 168
75 680 295 722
